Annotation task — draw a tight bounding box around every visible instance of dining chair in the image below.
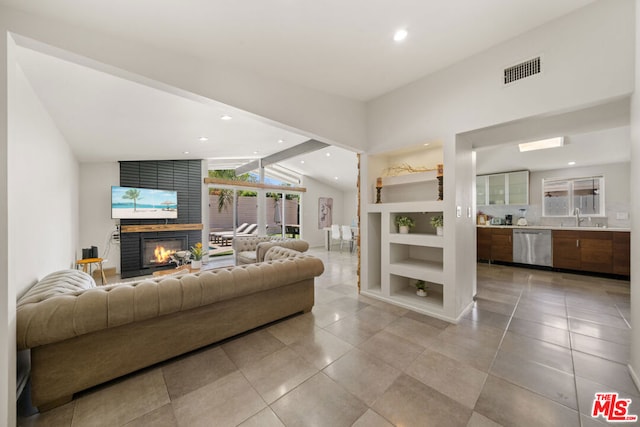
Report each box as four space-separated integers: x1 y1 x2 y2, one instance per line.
341 225 355 253
330 224 342 250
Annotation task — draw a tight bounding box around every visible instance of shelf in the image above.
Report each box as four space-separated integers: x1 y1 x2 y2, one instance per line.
389 233 443 247
388 259 444 284
121 223 203 233
392 286 444 310
368 200 443 212
382 170 439 186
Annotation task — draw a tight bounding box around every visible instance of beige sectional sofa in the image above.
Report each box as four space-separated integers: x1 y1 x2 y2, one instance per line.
233 236 310 265
16 250 324 411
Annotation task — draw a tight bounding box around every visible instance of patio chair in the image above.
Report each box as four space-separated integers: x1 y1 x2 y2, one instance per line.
210 223 249 244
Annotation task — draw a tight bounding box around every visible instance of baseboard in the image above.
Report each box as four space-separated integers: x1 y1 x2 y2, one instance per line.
628 363 640 393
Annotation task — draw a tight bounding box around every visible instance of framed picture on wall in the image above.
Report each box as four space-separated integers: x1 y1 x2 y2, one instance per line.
318 197 333 229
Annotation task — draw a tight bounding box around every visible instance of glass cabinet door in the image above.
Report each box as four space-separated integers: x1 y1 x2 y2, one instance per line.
476 176 487 205
488 174 506 205
507 171 529 205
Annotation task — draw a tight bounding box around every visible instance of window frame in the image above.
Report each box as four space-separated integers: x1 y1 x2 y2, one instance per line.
541 175 605 217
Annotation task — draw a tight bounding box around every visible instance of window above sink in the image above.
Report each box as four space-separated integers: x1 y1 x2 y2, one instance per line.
542 176 604 217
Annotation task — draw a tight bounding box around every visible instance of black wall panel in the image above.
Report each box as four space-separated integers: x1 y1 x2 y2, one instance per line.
119 160 202 278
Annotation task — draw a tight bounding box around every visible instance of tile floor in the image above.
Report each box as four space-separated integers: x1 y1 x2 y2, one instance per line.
18 249 637 427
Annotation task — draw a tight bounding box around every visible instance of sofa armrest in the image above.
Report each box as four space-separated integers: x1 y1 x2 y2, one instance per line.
263 246 301 261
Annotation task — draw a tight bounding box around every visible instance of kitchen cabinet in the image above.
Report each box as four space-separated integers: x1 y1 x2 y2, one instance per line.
580 231 613 274
477 170 529 206
553 230 581 270
613 232 631 276
477 228 492 261
491 228 513 263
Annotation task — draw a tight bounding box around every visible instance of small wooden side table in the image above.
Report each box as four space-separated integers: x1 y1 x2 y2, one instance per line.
76 257 107 285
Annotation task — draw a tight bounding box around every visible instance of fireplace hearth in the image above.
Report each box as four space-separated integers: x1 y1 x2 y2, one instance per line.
141 236 188 269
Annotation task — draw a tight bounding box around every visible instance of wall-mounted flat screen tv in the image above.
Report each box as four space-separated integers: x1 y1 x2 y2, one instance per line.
111 186 178 219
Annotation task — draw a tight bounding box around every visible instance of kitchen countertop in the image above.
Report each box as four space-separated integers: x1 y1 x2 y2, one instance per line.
477 225 631 232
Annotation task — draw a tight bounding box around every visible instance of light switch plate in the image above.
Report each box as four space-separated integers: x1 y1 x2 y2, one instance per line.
456 206 462 218
616 212 629 220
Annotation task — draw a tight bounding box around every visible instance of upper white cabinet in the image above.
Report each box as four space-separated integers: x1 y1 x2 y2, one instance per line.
477 170 529 206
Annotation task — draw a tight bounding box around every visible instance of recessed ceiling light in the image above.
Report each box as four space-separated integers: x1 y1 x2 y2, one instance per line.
183 151 190 154
198 137 208 142
220 114 233 121
300 160 305 164
423 143 430 147
393 29 408 42
334 176 339 180
278 139 284 144
518 137 564 152
253 151 258 154
568 161 576 166
326 152 331 157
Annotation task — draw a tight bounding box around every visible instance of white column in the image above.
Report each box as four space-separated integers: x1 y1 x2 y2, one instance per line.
257 161 266 235
628 0 640 389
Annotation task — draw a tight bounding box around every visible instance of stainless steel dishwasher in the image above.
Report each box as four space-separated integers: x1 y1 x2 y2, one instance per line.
513 229 552 267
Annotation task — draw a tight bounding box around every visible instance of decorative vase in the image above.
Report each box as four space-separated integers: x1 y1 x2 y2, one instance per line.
191 259 202 270
416 289 427 297
399 226 409 234
436 226 443 236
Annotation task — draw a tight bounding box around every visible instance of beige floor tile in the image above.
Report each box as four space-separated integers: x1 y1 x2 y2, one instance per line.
18 401 74 427
358 329 425 371
310 304 356 328
406 350 487 409
241 347 318 403
323 348 400 406
507 317 571 348
475 375 580 427
466 411 503 427
221 329 285 368
237 408 285 427
323 315 379 345
353 305 400 330
288 327 353 369
489 349 577 409
172 371 265 427
383 316 443 348
372 374 472 427
572 351 639 396
72 369 170 427
352 409 394 427
266 313 317 345
570 332 630 364
271 373 367 427
569 317 630 345
499 331 573 373
162 345 237 399
123 404 177 427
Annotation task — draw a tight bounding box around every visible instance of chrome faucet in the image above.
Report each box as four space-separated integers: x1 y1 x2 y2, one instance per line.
574 208 584 227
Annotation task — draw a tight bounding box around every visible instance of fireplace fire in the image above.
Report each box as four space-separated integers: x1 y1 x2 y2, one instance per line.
141 236 188 269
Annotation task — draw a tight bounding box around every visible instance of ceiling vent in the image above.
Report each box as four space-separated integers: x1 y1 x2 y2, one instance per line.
504 56 541 85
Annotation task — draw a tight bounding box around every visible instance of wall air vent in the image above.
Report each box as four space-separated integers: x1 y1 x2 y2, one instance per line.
504 56 541 85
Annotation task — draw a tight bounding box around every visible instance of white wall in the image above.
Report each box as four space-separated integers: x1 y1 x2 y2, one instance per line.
5 54 79 425
628 0 640 391
8 65 79 291
0 5 366 152
300 176 346 247
479 162 631 228
1 29 14 427
367 0 635 152
79 162 119 271
343 189 358 228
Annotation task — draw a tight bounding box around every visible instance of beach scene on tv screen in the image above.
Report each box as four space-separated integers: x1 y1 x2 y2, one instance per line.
112 187 178 219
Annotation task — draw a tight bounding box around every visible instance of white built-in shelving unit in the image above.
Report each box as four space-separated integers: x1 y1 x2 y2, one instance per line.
360 144 469 321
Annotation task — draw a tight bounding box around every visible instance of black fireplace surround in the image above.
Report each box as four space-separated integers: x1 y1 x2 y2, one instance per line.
119 160 202 278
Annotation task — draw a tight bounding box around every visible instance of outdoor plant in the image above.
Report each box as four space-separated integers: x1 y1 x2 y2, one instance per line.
430 215 444 228
190 242 207 260
395 216 415 229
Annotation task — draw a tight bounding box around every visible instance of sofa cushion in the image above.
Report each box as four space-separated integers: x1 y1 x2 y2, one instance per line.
256 240 310 262
17 269 96 307
237 250 258 264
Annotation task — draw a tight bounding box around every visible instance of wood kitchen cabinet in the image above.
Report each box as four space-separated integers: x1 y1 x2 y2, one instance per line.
477 228 492 261
553 230 581 270
491 228 513 263
580 231 613 274
613 232 631 276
